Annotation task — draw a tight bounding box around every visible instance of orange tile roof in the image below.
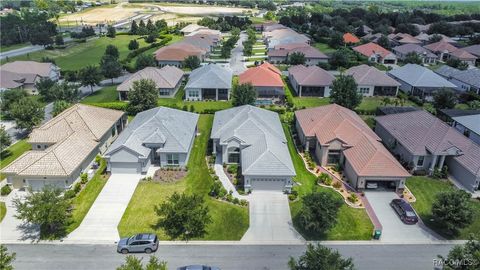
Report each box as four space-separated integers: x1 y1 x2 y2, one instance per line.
295 104 410 178
343 33 360 44
353 42 393 58
239 62 284 87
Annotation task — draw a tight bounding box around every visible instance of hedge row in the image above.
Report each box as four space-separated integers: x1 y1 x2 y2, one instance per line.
124 36 173 63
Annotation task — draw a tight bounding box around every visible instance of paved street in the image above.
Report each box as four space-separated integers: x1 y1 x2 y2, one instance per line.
241 191 304 242
365 191 440 242
0 45 45 60
5 243 455 270
229 32 247 75
65 174 141 243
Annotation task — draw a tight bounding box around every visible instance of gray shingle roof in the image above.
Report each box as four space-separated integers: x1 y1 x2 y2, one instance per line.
211 105 295 177
388 64 457 88
452 114 480 135
105 107 199 157
117 66 184 92
463 44 480 57
185 64 232 89
435 66 480 88
288 65 334 86
392 44 437 58
346 64 400 87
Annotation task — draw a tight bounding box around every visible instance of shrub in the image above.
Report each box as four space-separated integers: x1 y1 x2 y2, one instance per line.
240 199 248 206
64 189 76 199
318 173 332 185
332 181 342 189
288 193 298 201
227 164 238 174
348 193 358 203
226 193 233 202
233 198 240 205
73 182 82 194
1 185 12 196
80 173 88 184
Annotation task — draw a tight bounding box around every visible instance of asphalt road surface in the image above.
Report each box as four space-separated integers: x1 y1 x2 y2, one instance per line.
5 243 454 270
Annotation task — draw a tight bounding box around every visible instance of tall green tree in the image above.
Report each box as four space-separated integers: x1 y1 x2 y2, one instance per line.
433 88 457 110
126 79 158 115
154 192 212 241
330 74 362 110
106 25 116 38
183 55 201 70
40 81 79 103
404 52 423 65
297 191 342 235
438 237 480 270
128 39 139 51
0 245 16 270
35 77 56 100
377 35 390 50
130 20 138 35
55 34 64 46
432 190 474 236
117 256 167 270
0 89 28 119
10 97 44 131
138 20 147 35
0 125 12 153
328 32 344 49
105 44 119 59
155 19 167 32
231 83 257 106
52 100 71 117
135 53 156 70
100 55 123 85
289 51 306 65
13 185 72 239
288 244 355 270
79 65 102 93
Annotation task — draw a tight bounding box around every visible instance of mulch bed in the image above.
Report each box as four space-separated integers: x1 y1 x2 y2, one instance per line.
152 168 187 183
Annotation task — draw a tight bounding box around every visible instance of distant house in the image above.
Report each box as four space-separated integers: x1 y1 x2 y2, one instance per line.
392 44 438 64
288 65 334 97
239 62 284 97
267 43 328 65
211 105 296 192
181 35 217 53
263 28 310 49
352 42 397 64
449 49 478 66
105 107 198 174
184 64 232 101
356 25 373 35
2 104 127 191
295 104 410 192
375 110 480 192
437 108 480 124
388 64 457 99
0 61 60 94
434 66 480 94
462 44 480 65
451 114 480 145
424 41 458 61
377 106 421 116
415 33 455 45
180 24 208 35
253 22 282 32
345 64 400 96
154 43 206 68
343 33 360 44
388 33 422 46
117 66 184 100
185 29 222 42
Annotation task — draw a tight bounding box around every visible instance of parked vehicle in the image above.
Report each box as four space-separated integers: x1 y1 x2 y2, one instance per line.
117 233 158 254
366 182 378 189
177 265 221 270
390 199 419 224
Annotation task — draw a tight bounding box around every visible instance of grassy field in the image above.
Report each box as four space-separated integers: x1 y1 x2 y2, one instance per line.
313 42 337 54
406 176 480 239
283 124 373 240
118 115 249 240
81 86 119 103
67 159 109 233
0 140 32 180
0 202 6 223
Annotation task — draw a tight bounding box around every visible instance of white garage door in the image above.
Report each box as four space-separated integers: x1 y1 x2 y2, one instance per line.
110 162 141 174
251 178 285 191
27 179 65 192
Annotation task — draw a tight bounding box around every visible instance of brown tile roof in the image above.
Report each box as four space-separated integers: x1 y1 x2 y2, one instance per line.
288 65 334 86
375 110 480 176
2 104 125 177
117 66 184 92
353 42 394 59
345 64 400 87
424 41 458 53
268 43 328 59
296 104 410 177
462 44 480 57
388 33 422 44
1 61 57 77
154 43 205 62
449 49 478 60
0 70 27 89
239 62 283 87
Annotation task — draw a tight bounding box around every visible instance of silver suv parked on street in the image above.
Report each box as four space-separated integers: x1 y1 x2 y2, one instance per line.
117 233 158 254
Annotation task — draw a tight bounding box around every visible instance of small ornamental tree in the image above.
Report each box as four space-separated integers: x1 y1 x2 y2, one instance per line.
100 55 123 85
432 190 474 236
117 256 167 270
79 65 102 93
0 245 16 270
288 244 355 270
10 97 44 131
55 34 64 46
0 125 11 153
105 44 119 59
130 20 138 35
289 51 306 65
106 25 116 38
231 83 257 106
126 79 158 115
433 88 457 110
135 53 156 70
128 39 139 51
330 74 362 110
35 77 56 100
183 55 201 70
404 52 423 65
296 191 343 235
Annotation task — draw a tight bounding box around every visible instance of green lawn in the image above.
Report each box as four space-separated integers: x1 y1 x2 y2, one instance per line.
0 140 32 180
283 124 373 240
313 42 337 54
81 86 119 103
118 115 249 240
0 202 6 223
406 176 480 239
67 159 109 233
0 43 30 52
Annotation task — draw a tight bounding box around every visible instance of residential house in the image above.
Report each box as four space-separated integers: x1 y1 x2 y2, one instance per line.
184 64 232 101
185 29 222 42
449 49 478 66
437 109 480 124
388 64 457 99
1 104 127 191
377 106 421 116
180 24 208 35
392 44 438 64
362 33 383 43
346 64 401 96
388 33 422 46
154 43 206 67
0 61 60 94
352 42 397 64
295 104 410 191
239 62 284 97
424 41 458 61
415 33 455 45
117 66 184 100
253 22 282 32
462 44 480 65
263 28 310 49
181 35 217 53
375 110 480 192
451 114 480 145
343 33 360 45
356 25 373 36
267 43 328 65
434 66 480 94
288 65 335 97
104 107 198 173
211 105 296 192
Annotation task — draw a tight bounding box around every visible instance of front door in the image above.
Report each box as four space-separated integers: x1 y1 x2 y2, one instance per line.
152 149 160 165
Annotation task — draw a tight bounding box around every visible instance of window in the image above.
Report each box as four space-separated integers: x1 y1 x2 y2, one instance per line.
37 145 41 149
159 89 170 96
189 90 199 98
417 156 425 167
359 87 370 94
327 149 341 165
227 147 240 163
166 153 179 166
111 128 116 137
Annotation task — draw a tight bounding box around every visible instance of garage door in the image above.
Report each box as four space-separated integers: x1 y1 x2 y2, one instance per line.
27 179 65 192
365 180 397 190
110 162 141 174
250 178 285 191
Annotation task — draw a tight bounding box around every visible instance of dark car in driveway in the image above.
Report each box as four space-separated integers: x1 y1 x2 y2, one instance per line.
177 265 220 270
390 199 419 224
117 233 158 254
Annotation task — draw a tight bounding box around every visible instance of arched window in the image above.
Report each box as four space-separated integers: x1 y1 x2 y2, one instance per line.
227 147 240 163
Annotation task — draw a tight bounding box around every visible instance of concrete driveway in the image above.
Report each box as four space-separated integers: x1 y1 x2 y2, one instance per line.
65 174 141 243
241 191 303 243
365 191 440 242
0 190 40 243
